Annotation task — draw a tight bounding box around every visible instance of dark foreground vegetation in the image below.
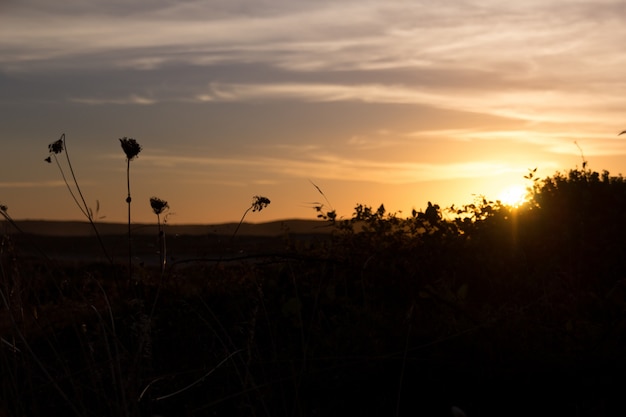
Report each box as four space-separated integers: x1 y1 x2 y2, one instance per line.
2 168 626 417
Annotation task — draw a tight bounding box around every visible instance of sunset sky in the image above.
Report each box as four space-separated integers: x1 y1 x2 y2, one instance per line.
1 0 626 225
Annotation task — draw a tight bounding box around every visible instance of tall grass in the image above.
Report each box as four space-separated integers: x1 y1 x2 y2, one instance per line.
2 134 284 416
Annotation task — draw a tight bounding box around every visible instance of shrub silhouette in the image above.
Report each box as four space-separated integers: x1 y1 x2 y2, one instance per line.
313 167 626 367
524 168 626 289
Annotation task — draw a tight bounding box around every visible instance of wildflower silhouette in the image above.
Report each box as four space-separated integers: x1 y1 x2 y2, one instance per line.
251 195 271 212
232 195 271 239
44 133 112 264
120 136 142 284
150 197 169 273
150 197 169 216
119 137 141 206
119 137 142 161
48 138 64 154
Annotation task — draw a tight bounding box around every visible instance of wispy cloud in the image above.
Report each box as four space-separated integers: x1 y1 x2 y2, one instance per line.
2 0 625 125
123 150 535 185
70 95 156 105
4 1 625 79
270 154 532 184
191 81 626 125
451 129 626 156
0 180 66 188
53 78 626 127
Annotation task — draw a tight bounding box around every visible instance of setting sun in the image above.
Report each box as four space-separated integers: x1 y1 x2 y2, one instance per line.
498 184 528 207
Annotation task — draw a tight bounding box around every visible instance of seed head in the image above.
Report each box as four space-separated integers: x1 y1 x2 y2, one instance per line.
48 138 64 154
150 197 169 215
119 137 142 160
0 204 7 212
251 195 271 212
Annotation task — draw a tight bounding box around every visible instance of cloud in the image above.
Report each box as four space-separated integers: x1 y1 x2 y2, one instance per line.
0 180 66 188
124 149 533 185
69 94 157 105
191 81 626 125
3 1 625 75
269 154 529 184
2 0 625 127
448 128 626 156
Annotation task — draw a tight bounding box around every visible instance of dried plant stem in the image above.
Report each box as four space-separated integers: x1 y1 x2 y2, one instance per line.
574 141 588 169
156 213 166 274
149 197 169 274
232 206 252 241
51 134 113 265
52 155 89 219
232 196 271 241
126 158 132 285
148 349 243 402
118 136 141 289
61 134 91 219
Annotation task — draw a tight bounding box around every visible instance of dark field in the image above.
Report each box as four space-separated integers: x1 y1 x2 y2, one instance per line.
10 230 325 265
3 170 626 417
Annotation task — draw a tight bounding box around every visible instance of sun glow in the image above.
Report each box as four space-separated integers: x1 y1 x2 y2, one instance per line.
497 184 528 207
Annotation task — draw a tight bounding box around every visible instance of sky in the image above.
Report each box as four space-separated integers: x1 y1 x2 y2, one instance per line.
1 0 626 225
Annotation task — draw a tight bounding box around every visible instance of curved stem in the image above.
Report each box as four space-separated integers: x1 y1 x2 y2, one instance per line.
62 134 90 219
54 135 113 265
54 154 89 219
232 206 252 241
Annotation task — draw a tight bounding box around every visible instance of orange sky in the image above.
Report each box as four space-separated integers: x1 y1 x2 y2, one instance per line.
1 1 625 224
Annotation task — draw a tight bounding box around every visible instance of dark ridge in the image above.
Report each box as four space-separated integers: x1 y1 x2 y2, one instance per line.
1 218 333 237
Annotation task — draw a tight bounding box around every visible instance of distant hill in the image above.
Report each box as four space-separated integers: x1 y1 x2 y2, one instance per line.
1 219 334 237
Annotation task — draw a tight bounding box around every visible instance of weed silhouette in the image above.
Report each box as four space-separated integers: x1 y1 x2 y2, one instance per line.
119 136 142 286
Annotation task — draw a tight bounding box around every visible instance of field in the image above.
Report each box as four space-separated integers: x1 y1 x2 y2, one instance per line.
2 169 626 417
